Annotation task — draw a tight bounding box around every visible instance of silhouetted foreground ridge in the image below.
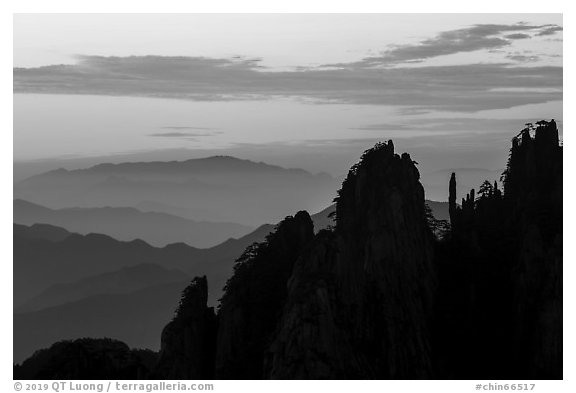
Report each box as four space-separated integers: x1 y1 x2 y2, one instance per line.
13 338 157 379
438 119 562 379
15 120 562 379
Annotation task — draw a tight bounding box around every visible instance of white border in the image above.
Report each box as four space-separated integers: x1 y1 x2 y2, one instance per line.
3 4 572 391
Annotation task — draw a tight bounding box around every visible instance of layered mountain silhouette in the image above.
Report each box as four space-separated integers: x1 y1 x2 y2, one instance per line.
13 222 274 363
13 203 351 363
13 222 271 309
15 224 186 308
14 199 252 248
14 121 561 379
14 198 405 307
16 263 188 313
14 156 339 226
13 222 71 242
13 281 190 365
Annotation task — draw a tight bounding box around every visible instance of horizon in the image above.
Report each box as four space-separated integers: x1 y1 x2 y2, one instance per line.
14 14 563 181
13 146 511 203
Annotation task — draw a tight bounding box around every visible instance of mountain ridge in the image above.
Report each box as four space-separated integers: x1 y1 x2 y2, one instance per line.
14 199 253 248
13 281 190 364
19 155 331 182
15 263 189 313
15 155 339 226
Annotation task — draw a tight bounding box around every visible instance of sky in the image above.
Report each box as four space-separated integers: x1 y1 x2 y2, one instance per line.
13 13 563 181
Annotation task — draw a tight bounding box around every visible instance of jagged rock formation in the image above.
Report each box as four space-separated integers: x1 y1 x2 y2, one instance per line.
13 338 157 379
265 141 436 379
507 120 562 379
448 173 457 229
152 141 435 379
215 211 315 379
154 277 216 379
438 120 562 379
15 121 562 380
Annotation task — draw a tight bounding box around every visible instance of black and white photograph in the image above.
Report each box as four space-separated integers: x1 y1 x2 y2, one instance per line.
7 8 569 388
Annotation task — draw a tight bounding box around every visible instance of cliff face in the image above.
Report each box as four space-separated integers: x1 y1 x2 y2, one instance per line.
507 121 562 378
156 141 437 379
215 211 315 379
154 277 216 379
266 142 436 379
441 120 562 379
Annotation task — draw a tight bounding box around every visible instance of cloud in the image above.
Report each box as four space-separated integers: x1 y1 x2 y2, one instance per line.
330 23 562 67
353 117 562 133
14 55 263 100
351 124 413 131
13 23 563 113
536 25 563 36
148 129 222 139
505 33 531 40
161 126 217 131
506 54 540 63
149 132 214 138
14 56 562 113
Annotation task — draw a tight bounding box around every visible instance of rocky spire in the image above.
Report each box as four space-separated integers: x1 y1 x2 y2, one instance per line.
266 141 436 379
449 172 457 229
154 276 216 379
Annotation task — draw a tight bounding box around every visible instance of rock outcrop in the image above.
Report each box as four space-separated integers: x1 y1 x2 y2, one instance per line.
507 120 562 379
154 276 217 379
215 211 315 379
448 172 457 229
266 141 436 379
438 120 562 379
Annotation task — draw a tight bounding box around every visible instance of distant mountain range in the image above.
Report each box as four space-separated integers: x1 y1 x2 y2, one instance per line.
14 281 189 364
425 200 450 222
14 156 339 226
13 263 190 363
13 222 272 364
13 222 273 308
12 153 449 366
12 202 353 362
14 198 447 310
14 199 252 248
10 146 488 374
16 263 189 313
13 222 71 242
